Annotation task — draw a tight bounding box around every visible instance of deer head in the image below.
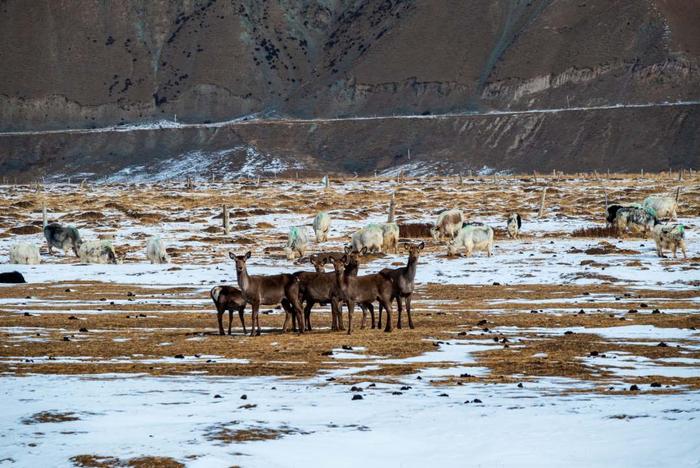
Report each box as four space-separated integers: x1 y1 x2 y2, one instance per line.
229 251 251 276
331 255 347 275
404 241 425 260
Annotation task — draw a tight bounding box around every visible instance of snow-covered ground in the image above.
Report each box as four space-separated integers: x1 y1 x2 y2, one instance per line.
2 371 699 467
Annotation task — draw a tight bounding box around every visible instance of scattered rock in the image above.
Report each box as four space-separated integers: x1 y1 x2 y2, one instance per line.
63 336 71 342
392 391 402 395
65 288 72 292
492 282 500 286
564 331 574 335
577 309 585 315
400 386 412 390
352 394 363 400
322 351 333 356
240 394 248 400
68 316 78 320
517 383 523 388
127 292 135 297
640 303 648 308
367 383 376 388
350 386 362 392
657 342 668 347
457 331 467 336
23 312 32 317
79 327 88 333
530 310 538 314
239 404 257 409
214 394 223 399
326 377 336 381
416 376 422 380
652 309 661 314
650 382 661 388
341 345 353 350
174 354 185 359
477 319 487 326
438 393 449 397
589 351 599 356
629 384 639 391
473 398 482 403
627 309 637 314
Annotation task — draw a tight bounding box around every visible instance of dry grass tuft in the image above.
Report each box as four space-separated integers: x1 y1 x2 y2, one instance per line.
22 411 80 425
571 225 618 238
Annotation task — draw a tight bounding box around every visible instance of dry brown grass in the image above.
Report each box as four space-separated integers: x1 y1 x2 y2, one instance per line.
70 455 184 468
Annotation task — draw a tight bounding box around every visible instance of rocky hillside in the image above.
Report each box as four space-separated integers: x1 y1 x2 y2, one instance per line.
1 0 698 179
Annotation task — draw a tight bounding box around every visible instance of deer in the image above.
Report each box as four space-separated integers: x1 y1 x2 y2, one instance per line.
292 255 344 332
374 241 424 330
210 285 247 335
330 252 394 334
228 251 304 336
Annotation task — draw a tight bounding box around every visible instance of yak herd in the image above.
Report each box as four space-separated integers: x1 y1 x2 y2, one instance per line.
2 192 689 336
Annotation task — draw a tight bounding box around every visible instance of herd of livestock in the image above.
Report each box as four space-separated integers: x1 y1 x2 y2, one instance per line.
1 192 689 335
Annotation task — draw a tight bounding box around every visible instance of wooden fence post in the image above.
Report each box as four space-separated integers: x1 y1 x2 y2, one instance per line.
538 187 548 218
223 204 230 235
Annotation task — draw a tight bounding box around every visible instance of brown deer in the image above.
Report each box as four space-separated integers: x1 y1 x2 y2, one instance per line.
376 241 424 330
210 285 246 335
228 251 304 336
292 255 344 332
330 254 394 334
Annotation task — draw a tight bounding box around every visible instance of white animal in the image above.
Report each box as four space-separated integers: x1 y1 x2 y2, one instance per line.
643 196 677 220
653 224 687 259
284 226 309 260
146 237 170 264
367 223 399 253
506 213 522 239
9 243 41 264
78 240 118 264
313 212 331 242
350 226 384 254
448 224 494 257
430 209 464 241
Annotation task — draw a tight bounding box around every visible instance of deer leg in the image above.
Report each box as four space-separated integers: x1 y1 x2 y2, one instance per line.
360 304 367 329
396 296 403 329
367 303 375 329
228 309 233 335
238 306 246 335
290 296 305 334
377 302 383 330
304 301 313 331
217 308 225 336
381 296 393 333
347 301 355 335
331 298 341 331
406 295 415 329
250 302 260 337
337 301 346 331
281 299 294 332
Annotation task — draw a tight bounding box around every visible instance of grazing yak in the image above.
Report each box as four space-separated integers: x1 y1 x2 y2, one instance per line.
653 224 687 259
431 209 464 241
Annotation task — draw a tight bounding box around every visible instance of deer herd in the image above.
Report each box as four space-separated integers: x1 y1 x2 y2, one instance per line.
218 242 424 337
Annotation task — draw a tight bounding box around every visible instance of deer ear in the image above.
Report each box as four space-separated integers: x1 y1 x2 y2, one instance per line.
361 247 368 255
244 251 251 259
344 245 352 254
418 241 425 250
403 243 410 251
340 255 347 264
228 251 236 260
